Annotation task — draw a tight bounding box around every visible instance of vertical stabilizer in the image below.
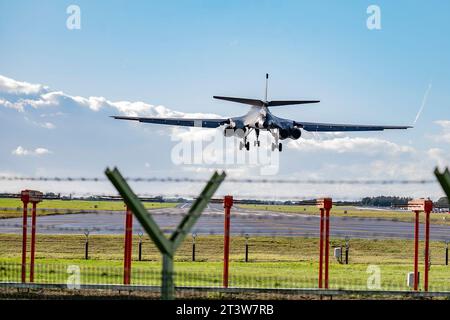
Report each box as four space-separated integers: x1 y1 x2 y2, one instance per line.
265 73 269 102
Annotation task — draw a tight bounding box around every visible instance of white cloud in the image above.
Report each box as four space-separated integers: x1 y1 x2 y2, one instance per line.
432 120 450 144
0 75 46 95
12 146 52 156
427 148 448 168
435 120 450 129
35 148 51 155
0 74 222 120
288 136 415 155
40 122 55 129
0 74 222 147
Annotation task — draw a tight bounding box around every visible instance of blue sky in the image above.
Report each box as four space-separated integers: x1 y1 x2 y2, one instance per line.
1 1 449 199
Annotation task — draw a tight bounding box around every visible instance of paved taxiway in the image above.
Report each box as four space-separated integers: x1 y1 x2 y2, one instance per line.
0 203 449 240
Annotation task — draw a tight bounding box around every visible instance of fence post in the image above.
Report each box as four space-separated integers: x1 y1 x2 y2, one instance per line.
84 231 89 260
105 167 225 300
138 232 143 261
414 210 420 291
408 199 433 291
318 208 324 288
162 253 174 299
317 198 332 289
29 201 37 282
192 233 197 262
446 241 449 266
123 205 133 285
21 199 28 283
20 190 43 283
424 203 432 292
435 169 450 268
245 234 249 263
345 237 350 265
324 206 331 289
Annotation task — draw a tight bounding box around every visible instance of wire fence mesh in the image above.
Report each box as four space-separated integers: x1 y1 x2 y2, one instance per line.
1 233 449 298
0 175 449 299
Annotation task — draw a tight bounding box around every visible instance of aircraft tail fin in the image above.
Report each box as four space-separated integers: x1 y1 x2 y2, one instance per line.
213 74 320 107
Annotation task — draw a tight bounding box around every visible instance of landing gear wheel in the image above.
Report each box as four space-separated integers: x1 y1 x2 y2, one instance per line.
239 141 244 150
278 143 282 152
271 143 276 151
245 141 250 151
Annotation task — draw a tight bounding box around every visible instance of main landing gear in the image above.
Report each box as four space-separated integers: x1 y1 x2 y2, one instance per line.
239 140 250 151
237 128 283 152
270 129 282 152
239 128 257 151
271 142 282 152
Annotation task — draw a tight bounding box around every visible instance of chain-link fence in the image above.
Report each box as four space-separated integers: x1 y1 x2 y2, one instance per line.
0 175 449 299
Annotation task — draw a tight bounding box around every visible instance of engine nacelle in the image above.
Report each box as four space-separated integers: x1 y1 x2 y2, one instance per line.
289 128 302 140
279 128 290 140
279 128 302 140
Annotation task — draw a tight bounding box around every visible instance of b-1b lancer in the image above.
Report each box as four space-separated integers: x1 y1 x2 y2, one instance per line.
112 74 411 152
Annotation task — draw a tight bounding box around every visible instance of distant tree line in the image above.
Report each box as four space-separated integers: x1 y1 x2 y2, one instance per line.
360 196 412 207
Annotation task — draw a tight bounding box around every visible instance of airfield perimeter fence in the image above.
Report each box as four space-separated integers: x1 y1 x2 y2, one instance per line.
0 175 450 299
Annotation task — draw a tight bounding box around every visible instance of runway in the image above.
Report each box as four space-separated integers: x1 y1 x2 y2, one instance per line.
0 203 449 240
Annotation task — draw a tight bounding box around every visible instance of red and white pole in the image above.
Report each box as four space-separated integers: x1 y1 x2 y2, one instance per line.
223 196 233 288
318 208 324 288
413 210 420 291
324 207 331 289
408 199 433 291
424 209 431 291
123 206 133 285
21 201 28 283
317 198 332 289
29 202 37 282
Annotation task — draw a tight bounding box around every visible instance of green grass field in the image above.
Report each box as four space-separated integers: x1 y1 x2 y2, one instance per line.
1 234 449 291
0 198 177 219
239 204 450 226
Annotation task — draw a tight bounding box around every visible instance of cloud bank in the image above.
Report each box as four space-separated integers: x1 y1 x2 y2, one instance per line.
0 74 220 119
0 74 446 199
12 146 51 156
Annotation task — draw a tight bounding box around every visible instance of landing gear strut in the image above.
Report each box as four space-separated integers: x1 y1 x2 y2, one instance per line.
253 129 261 147
239 140 250 151
236 127 282 152
271 142 282 152
270 129 283 152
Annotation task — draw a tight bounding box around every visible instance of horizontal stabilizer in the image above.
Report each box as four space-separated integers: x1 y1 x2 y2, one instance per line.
268 100 320 106
213 96 264 107
213 96 320 107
